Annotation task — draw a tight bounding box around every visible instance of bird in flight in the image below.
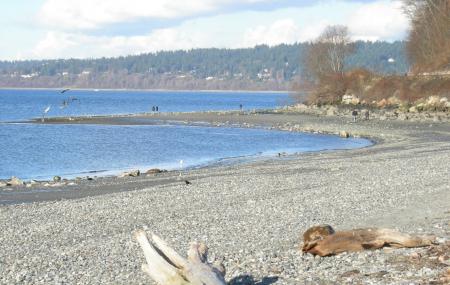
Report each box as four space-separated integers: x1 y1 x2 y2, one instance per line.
61 88 70 94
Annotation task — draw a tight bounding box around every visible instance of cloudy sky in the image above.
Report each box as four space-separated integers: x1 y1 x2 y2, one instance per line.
0 0 409 60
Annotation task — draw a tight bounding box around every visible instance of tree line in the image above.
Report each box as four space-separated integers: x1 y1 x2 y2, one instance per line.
0 41 408 90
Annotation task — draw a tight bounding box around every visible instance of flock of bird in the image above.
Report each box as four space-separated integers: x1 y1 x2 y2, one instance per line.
41 88 79 121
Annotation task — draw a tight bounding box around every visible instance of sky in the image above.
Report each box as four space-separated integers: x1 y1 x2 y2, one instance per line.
0 0 409 61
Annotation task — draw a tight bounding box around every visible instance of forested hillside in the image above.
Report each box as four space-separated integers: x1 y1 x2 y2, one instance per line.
0 41 408 90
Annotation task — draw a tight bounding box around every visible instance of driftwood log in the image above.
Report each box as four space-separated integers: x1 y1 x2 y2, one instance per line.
134 230 226 285
302 225 435 257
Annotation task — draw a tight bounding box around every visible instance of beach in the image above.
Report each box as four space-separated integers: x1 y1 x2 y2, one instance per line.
1 111 449 284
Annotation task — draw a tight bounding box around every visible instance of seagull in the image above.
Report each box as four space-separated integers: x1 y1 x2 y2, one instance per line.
42 105 51 122
61 88 70 94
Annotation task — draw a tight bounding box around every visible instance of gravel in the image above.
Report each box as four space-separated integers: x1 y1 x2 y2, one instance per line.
1 112 449 284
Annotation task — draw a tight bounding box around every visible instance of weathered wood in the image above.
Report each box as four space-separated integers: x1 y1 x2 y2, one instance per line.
134 230 226 285
302 225 435 257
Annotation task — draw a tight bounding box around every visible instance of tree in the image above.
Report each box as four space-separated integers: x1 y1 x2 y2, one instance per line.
402 0 450 72
304 25 354 79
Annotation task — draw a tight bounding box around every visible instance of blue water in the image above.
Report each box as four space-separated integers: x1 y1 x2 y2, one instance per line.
0 89 289 122
0 89 371 180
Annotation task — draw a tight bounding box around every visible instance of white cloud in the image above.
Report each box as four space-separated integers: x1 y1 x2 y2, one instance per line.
30 29 208 59
26 0 410 59
241 19 332 47
347 0 409 41
38 0 272 30
240 0 409 47
241 19 300 47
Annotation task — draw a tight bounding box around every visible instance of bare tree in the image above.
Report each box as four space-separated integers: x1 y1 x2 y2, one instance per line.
402 0 450 72
305 25 354 79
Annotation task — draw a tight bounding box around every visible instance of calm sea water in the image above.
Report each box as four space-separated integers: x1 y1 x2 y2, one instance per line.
0 89 371 180
0 89 290 122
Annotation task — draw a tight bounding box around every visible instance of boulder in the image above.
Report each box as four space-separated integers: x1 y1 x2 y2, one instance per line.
377 98 388 108
146 168 164 175
387 96 401 106
409 106 418 113
120 170 140 178
342 94 360 105
425 96 441 107
339 131 349 138
8 176 25 186
0 181 7 187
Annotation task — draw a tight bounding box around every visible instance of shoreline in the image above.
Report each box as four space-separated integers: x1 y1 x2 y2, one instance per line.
0 87 289 94
1 112 374 192
1 111 449 284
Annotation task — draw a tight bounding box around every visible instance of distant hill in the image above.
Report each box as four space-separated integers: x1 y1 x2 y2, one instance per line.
0 41 409 91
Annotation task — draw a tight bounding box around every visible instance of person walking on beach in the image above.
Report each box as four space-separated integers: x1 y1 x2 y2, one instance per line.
152 106 155 112
156 106 159 112
239 104 243 111
363 109 370 120
352 110 358 122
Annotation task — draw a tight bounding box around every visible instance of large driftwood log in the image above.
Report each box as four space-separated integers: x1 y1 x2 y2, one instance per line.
302 225 435 257
134 230 226 285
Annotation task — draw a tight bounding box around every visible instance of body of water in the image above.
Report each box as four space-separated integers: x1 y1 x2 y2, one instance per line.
0 89 371 180
0 89 289 122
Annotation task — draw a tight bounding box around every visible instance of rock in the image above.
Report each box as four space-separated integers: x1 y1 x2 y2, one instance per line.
129 170 140 177
426 96 441 107
398 113 408 120
387 96 401 106
416 103 425 112
377 98 388 108
7 176 25 186
146 168 165 175
0 181 7 187
339 131 349 138
409 106 418 113
119 170 140 178
342 94 360 105
53 176 62 182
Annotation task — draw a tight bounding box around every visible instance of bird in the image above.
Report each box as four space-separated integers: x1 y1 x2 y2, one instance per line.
42 105 51 122
184 180 191 185
60 100 68 109
60 88 70 94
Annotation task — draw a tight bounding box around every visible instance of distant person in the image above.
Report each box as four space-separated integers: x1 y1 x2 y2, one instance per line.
152 106 155 112
156 106 159 112
352 110 358 122
239 104 243 110
364 110 370 120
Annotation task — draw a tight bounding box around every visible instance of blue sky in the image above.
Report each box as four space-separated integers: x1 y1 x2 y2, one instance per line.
0 0 409 60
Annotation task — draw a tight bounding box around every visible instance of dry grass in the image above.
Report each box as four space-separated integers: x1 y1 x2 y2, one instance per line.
304 69 450 108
